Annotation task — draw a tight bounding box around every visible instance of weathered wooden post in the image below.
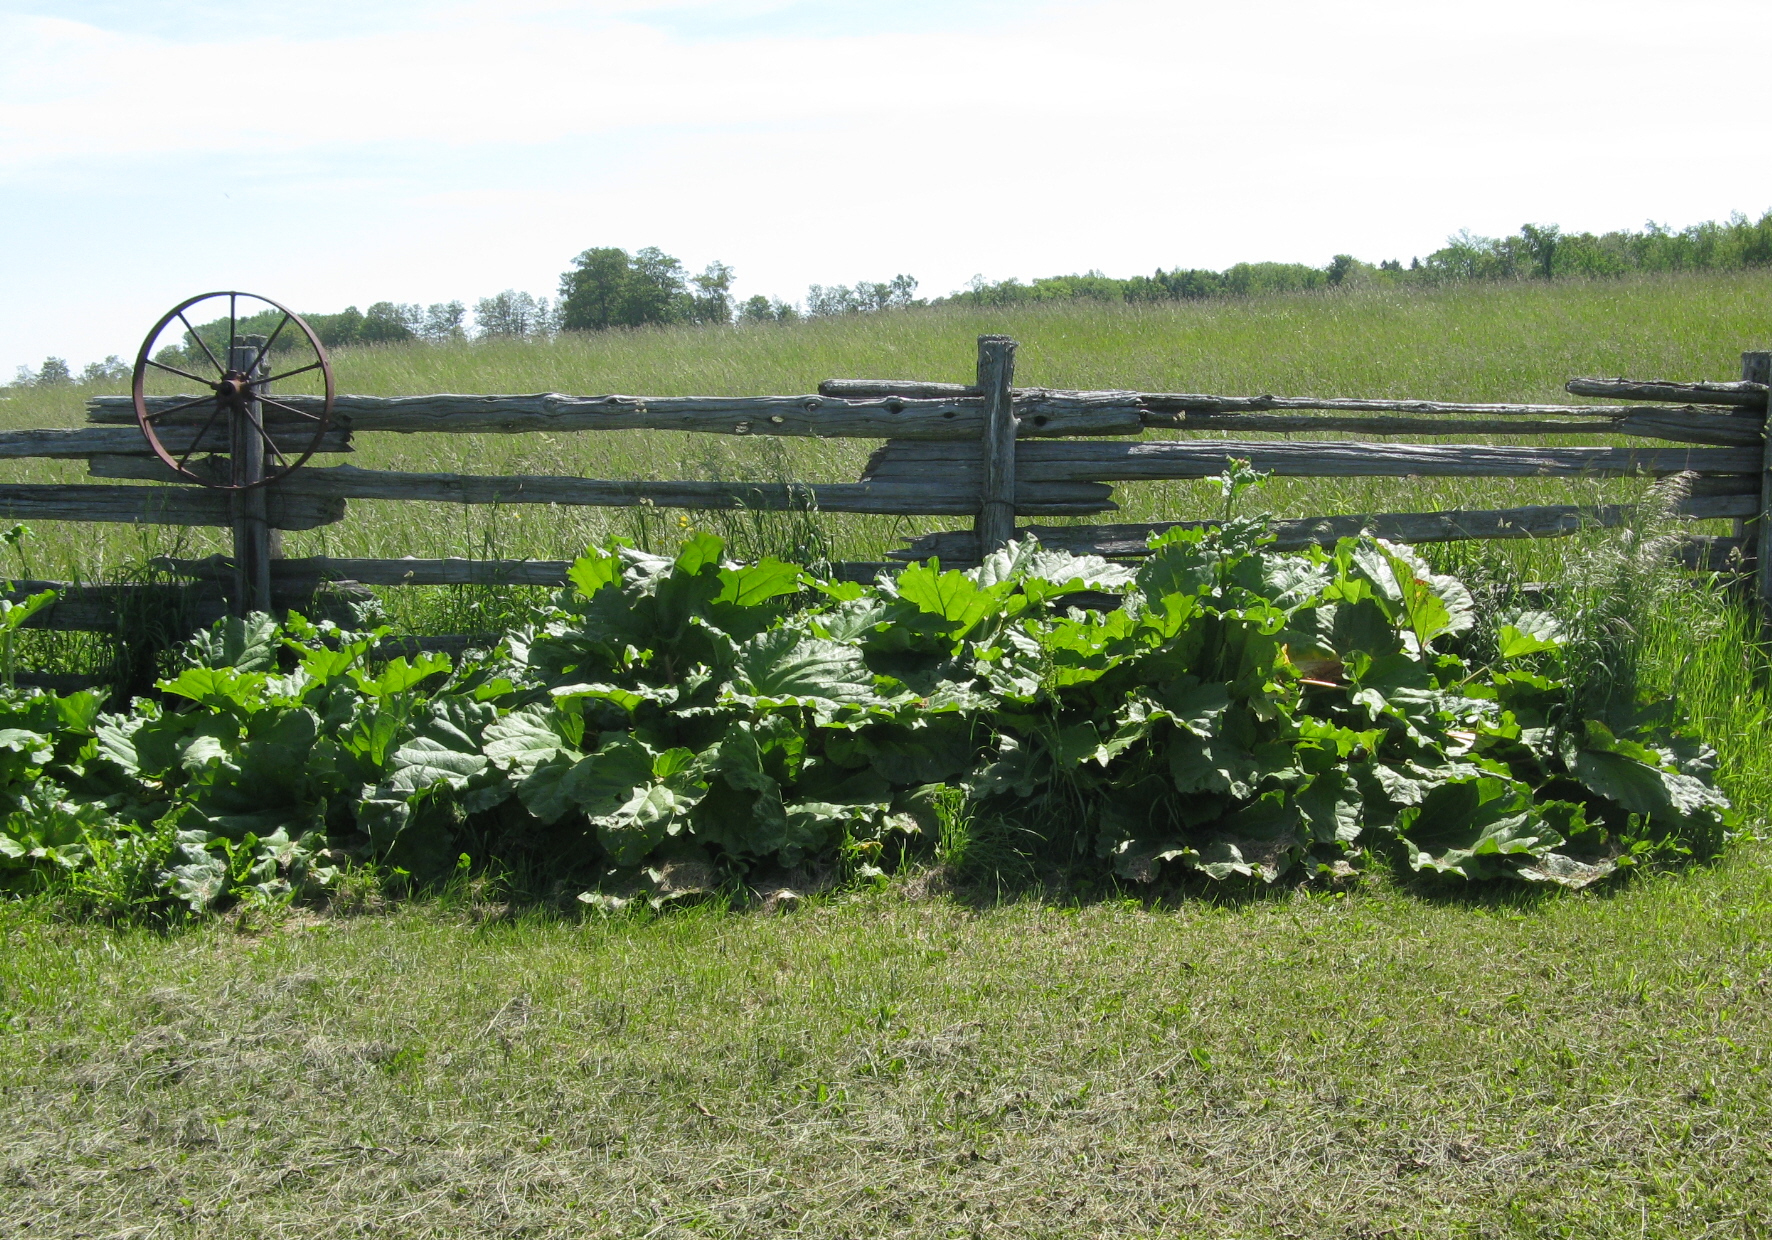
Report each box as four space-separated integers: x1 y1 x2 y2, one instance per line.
1745 351 1772 617
228 334 274 614
974 335 1018 556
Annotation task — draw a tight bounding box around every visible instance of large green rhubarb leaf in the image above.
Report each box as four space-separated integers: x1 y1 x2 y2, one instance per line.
895 564 1014 635
386 736 489 794
1397 776 1562 878
1566 720 1731 826
484 705 583 778
183 613 282 672
594 745 705 867
731 628 879 713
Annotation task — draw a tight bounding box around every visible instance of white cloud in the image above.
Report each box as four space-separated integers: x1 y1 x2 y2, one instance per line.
3 0 1771 370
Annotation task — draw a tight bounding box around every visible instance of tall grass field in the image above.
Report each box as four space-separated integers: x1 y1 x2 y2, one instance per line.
7 268 1771 583
3 271 1772 1237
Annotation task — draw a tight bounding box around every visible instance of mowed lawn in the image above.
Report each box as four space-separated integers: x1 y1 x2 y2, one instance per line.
2 273 1772 1236
2 850 1770 1239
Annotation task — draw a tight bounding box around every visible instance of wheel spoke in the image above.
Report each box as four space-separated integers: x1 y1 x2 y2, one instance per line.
259 396 324 423
262 360 324 385
228 294 237 363
175 403 227 471
256 424 293 470
248 314 291 375
177 312 226 375
142 394 218 423
144 358 218 388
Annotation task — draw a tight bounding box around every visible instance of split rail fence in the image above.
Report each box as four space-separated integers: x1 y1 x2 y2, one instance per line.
3 335 1769 653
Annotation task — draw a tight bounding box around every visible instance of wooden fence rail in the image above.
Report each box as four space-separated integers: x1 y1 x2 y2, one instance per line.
0 484 346 529
92 391 1764 447
0 335 1756 643
890 500 1742 564
87 456 1116 516
90 392 1147 440
861 439 1762 485
0 427 353 459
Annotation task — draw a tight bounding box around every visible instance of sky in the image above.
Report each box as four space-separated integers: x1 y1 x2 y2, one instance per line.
3 0 1771 374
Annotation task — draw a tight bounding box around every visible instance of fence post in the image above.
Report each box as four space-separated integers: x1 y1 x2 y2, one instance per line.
228 335 273 615
1747 351 1772 618
974 335 1018 556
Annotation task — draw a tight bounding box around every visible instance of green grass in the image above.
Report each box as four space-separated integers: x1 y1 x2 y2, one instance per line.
4 272 1772 1236
3 852 1771 1238
7 269 1769 799
5 267 1770 591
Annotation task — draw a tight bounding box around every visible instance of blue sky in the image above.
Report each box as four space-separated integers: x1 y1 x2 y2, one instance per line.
4 0 1771 374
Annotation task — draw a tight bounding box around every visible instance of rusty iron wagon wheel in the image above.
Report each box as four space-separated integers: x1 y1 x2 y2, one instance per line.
130 291 335 490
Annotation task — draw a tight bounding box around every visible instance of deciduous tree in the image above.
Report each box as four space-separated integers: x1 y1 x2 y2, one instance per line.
557 246 735 331
422 301 467 341
475 291 552 339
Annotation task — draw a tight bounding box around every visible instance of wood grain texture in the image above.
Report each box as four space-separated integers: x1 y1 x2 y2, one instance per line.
0 579 224 634
230 336 273 616
89 457 1118 517
1135 394 1667 417
160 554 905 591
160 554 575 588
819 380 978 400
862 438 1760 485
4 575 404 634
1680 534 1752 572
819 379 1731 420
1744 352 1772 608
1686 473 1760 497
1566 378 1769 407
107 386 1762 441
0 484 346 530
890 499 1751 564
1668 492 1762 518
1151 409 1763 446
0 426 350 459
819 379 1602 415
92 391 1143 441
975 336 1019 554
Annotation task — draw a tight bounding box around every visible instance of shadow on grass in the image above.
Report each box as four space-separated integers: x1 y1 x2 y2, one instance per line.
387 828 1662 929
24 751 1746 933
39 838 1730 939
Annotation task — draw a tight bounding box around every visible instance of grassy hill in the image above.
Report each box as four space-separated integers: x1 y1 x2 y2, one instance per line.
2 271 1772 1237
6 267 1772 585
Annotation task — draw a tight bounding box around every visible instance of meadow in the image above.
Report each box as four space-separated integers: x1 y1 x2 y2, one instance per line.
2 271 1771 1236
6 266 1771 589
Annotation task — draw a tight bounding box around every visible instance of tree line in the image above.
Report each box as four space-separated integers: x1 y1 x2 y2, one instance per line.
12 211 1772 386
947 211 1772 308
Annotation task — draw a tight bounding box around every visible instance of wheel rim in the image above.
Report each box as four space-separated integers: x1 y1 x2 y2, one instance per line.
131 291 335 490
